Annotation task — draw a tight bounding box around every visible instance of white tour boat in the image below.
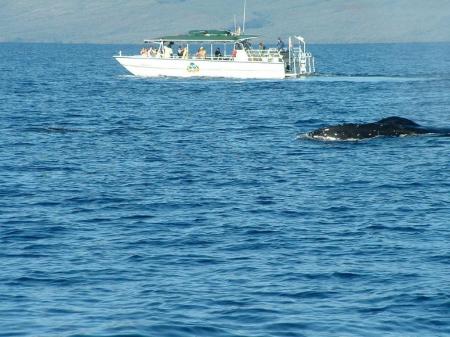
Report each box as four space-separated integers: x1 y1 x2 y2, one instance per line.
114 29 315 80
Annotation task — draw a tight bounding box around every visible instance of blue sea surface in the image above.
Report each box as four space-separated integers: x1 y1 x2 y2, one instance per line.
0 42 450 337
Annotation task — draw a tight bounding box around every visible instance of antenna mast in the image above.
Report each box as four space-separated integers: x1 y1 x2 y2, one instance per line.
242 0 247 33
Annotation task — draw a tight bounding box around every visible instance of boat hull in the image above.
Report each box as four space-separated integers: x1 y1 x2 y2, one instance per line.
114 56 286 79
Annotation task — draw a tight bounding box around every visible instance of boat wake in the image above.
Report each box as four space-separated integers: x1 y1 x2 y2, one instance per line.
307 73 439 83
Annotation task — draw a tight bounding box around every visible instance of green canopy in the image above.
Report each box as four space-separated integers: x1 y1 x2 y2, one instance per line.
145 30 258 43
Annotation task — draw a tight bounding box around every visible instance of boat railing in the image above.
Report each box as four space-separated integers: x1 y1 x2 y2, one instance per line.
136 52 282 63
284 47 316 76
246 48 283 62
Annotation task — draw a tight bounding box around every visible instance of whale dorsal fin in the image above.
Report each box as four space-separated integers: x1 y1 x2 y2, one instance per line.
377 116 419 126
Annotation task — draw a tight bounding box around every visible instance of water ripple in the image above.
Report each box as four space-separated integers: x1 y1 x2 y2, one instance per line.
0 42 449 337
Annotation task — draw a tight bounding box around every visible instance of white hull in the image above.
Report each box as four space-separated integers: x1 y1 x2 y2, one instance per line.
114 56 286 79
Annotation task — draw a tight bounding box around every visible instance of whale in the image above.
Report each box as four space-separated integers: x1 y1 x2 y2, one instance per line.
306 116 450 141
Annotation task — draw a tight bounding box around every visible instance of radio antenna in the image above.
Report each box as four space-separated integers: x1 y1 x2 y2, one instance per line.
242 0 247 33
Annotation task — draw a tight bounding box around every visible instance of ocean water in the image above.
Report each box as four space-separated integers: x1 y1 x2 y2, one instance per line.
1 42 450 337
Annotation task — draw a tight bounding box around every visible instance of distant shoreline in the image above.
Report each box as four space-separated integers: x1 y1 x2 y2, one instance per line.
1 40 450 46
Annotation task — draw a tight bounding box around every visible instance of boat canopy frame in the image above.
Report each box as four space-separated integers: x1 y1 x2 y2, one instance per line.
144 29 258 44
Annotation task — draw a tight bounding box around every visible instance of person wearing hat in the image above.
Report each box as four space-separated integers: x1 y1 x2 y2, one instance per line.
196 47 207 59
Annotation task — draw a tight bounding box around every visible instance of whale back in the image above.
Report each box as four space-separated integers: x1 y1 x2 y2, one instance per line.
376 116 420 127
306 116 430 140
308 122 380 140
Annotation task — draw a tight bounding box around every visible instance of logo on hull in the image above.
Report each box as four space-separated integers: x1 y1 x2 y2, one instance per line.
187 62 200 73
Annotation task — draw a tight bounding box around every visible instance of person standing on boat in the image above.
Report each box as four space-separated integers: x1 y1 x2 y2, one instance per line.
277 37 285 51
163 41 174 58
196 47 207 59
163 46 172 58
259 42 266 50
177 46 183 57
215 48 222 58
182 46 188 59
149 47 157 57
